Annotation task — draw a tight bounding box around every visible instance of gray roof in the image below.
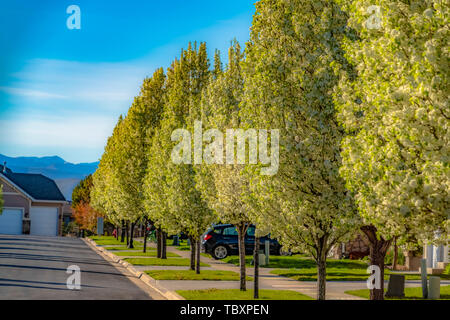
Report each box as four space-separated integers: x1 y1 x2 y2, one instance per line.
0 165 66 201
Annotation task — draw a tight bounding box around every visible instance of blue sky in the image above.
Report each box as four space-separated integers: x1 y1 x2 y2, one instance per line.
0 0 254 163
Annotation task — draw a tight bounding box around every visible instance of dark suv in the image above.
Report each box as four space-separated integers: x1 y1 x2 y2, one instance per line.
202 224 286 260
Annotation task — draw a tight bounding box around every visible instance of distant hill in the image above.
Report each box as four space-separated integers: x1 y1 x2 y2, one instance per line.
0 154 98 201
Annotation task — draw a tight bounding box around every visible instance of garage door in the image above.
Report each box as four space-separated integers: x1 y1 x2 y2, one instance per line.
30 207 58 236
0 209 23 235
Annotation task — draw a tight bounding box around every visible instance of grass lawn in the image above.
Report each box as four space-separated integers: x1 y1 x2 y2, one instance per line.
90 236 148 248
103 245 147 251
176 246 191 251
145 270 252 281
270 257 450 282
89 235 122 245
167 239 188 246
272 267 372 281
271 268 450 282
169 240 191 251
89 235 115 240
115 251 180 257
345 285 450 300
177 289 313 300
221 254 332 269
124 257 210 267
92 239 126 245
215 254 450 282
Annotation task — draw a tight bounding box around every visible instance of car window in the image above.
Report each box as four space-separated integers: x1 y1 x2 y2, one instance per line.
212 228 222 235
246 226 255 237
223 227 238 236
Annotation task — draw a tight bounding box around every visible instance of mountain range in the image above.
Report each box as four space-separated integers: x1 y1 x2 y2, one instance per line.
0 154 98 201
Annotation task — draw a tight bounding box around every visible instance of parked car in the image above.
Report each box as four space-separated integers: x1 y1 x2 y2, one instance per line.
202 224 288 260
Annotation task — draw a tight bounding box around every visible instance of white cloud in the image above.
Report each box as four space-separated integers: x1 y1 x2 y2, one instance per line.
0 86 67 99
0 115 115 149
9 59 146 110
0 12 252 162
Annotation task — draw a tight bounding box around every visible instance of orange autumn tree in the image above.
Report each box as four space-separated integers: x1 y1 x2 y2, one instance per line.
72 175 103 233
73 201 102 232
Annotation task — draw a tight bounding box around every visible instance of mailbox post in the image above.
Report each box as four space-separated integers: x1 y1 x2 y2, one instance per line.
265 240 270 265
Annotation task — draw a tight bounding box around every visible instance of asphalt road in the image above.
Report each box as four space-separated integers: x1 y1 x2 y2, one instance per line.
0 234 158 300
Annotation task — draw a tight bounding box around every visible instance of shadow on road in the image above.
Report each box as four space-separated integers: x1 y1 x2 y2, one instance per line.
0 263 136 278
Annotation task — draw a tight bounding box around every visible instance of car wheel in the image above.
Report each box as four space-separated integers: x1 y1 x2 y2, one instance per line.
212 245 229 260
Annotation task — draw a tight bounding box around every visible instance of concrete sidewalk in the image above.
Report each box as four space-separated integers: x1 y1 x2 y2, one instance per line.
114 238 450 300
131 239 363 300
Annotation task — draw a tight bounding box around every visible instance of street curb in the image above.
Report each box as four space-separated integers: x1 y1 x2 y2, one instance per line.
83 238 185 300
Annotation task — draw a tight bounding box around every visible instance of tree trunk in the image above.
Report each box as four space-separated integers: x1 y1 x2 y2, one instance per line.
125 221 129 246
143 218 148 253
195 237 201 274
254 236 260 299
190 236 196 271
393 236 398 271
115 226 119 240
128 222 135 249
317 256 326 300
120 220 125 243
156 228 162 258
161 231 167 259
237 224 249 291
370 249 386 300
361 225 392 300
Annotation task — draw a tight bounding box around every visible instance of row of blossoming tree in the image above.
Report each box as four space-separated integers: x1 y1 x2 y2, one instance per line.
90 0 449 300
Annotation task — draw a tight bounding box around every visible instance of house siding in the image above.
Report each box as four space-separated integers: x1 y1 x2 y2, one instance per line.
2 183 17 193
2 194 30 215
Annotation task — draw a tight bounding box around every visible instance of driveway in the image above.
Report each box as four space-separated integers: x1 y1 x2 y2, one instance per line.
0 234 162 299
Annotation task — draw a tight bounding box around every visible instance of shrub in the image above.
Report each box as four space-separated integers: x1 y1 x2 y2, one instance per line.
385 249 405 266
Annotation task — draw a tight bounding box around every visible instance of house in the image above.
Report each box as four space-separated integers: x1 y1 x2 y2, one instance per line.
62 201 74 226
0 164 67 236
331 233 449 274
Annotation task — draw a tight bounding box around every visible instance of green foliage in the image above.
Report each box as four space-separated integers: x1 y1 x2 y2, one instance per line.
62 221 78 236
143 42 215 240
335 0 449 245
89 0 448 301
72 174 93 207
196 40 252 228
91 68 166 227
240 0 360 299
91 116 126 226
384 249 406 266
443 263 450 276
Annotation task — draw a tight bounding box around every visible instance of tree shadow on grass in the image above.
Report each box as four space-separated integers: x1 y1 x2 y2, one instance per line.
225 256 368 270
